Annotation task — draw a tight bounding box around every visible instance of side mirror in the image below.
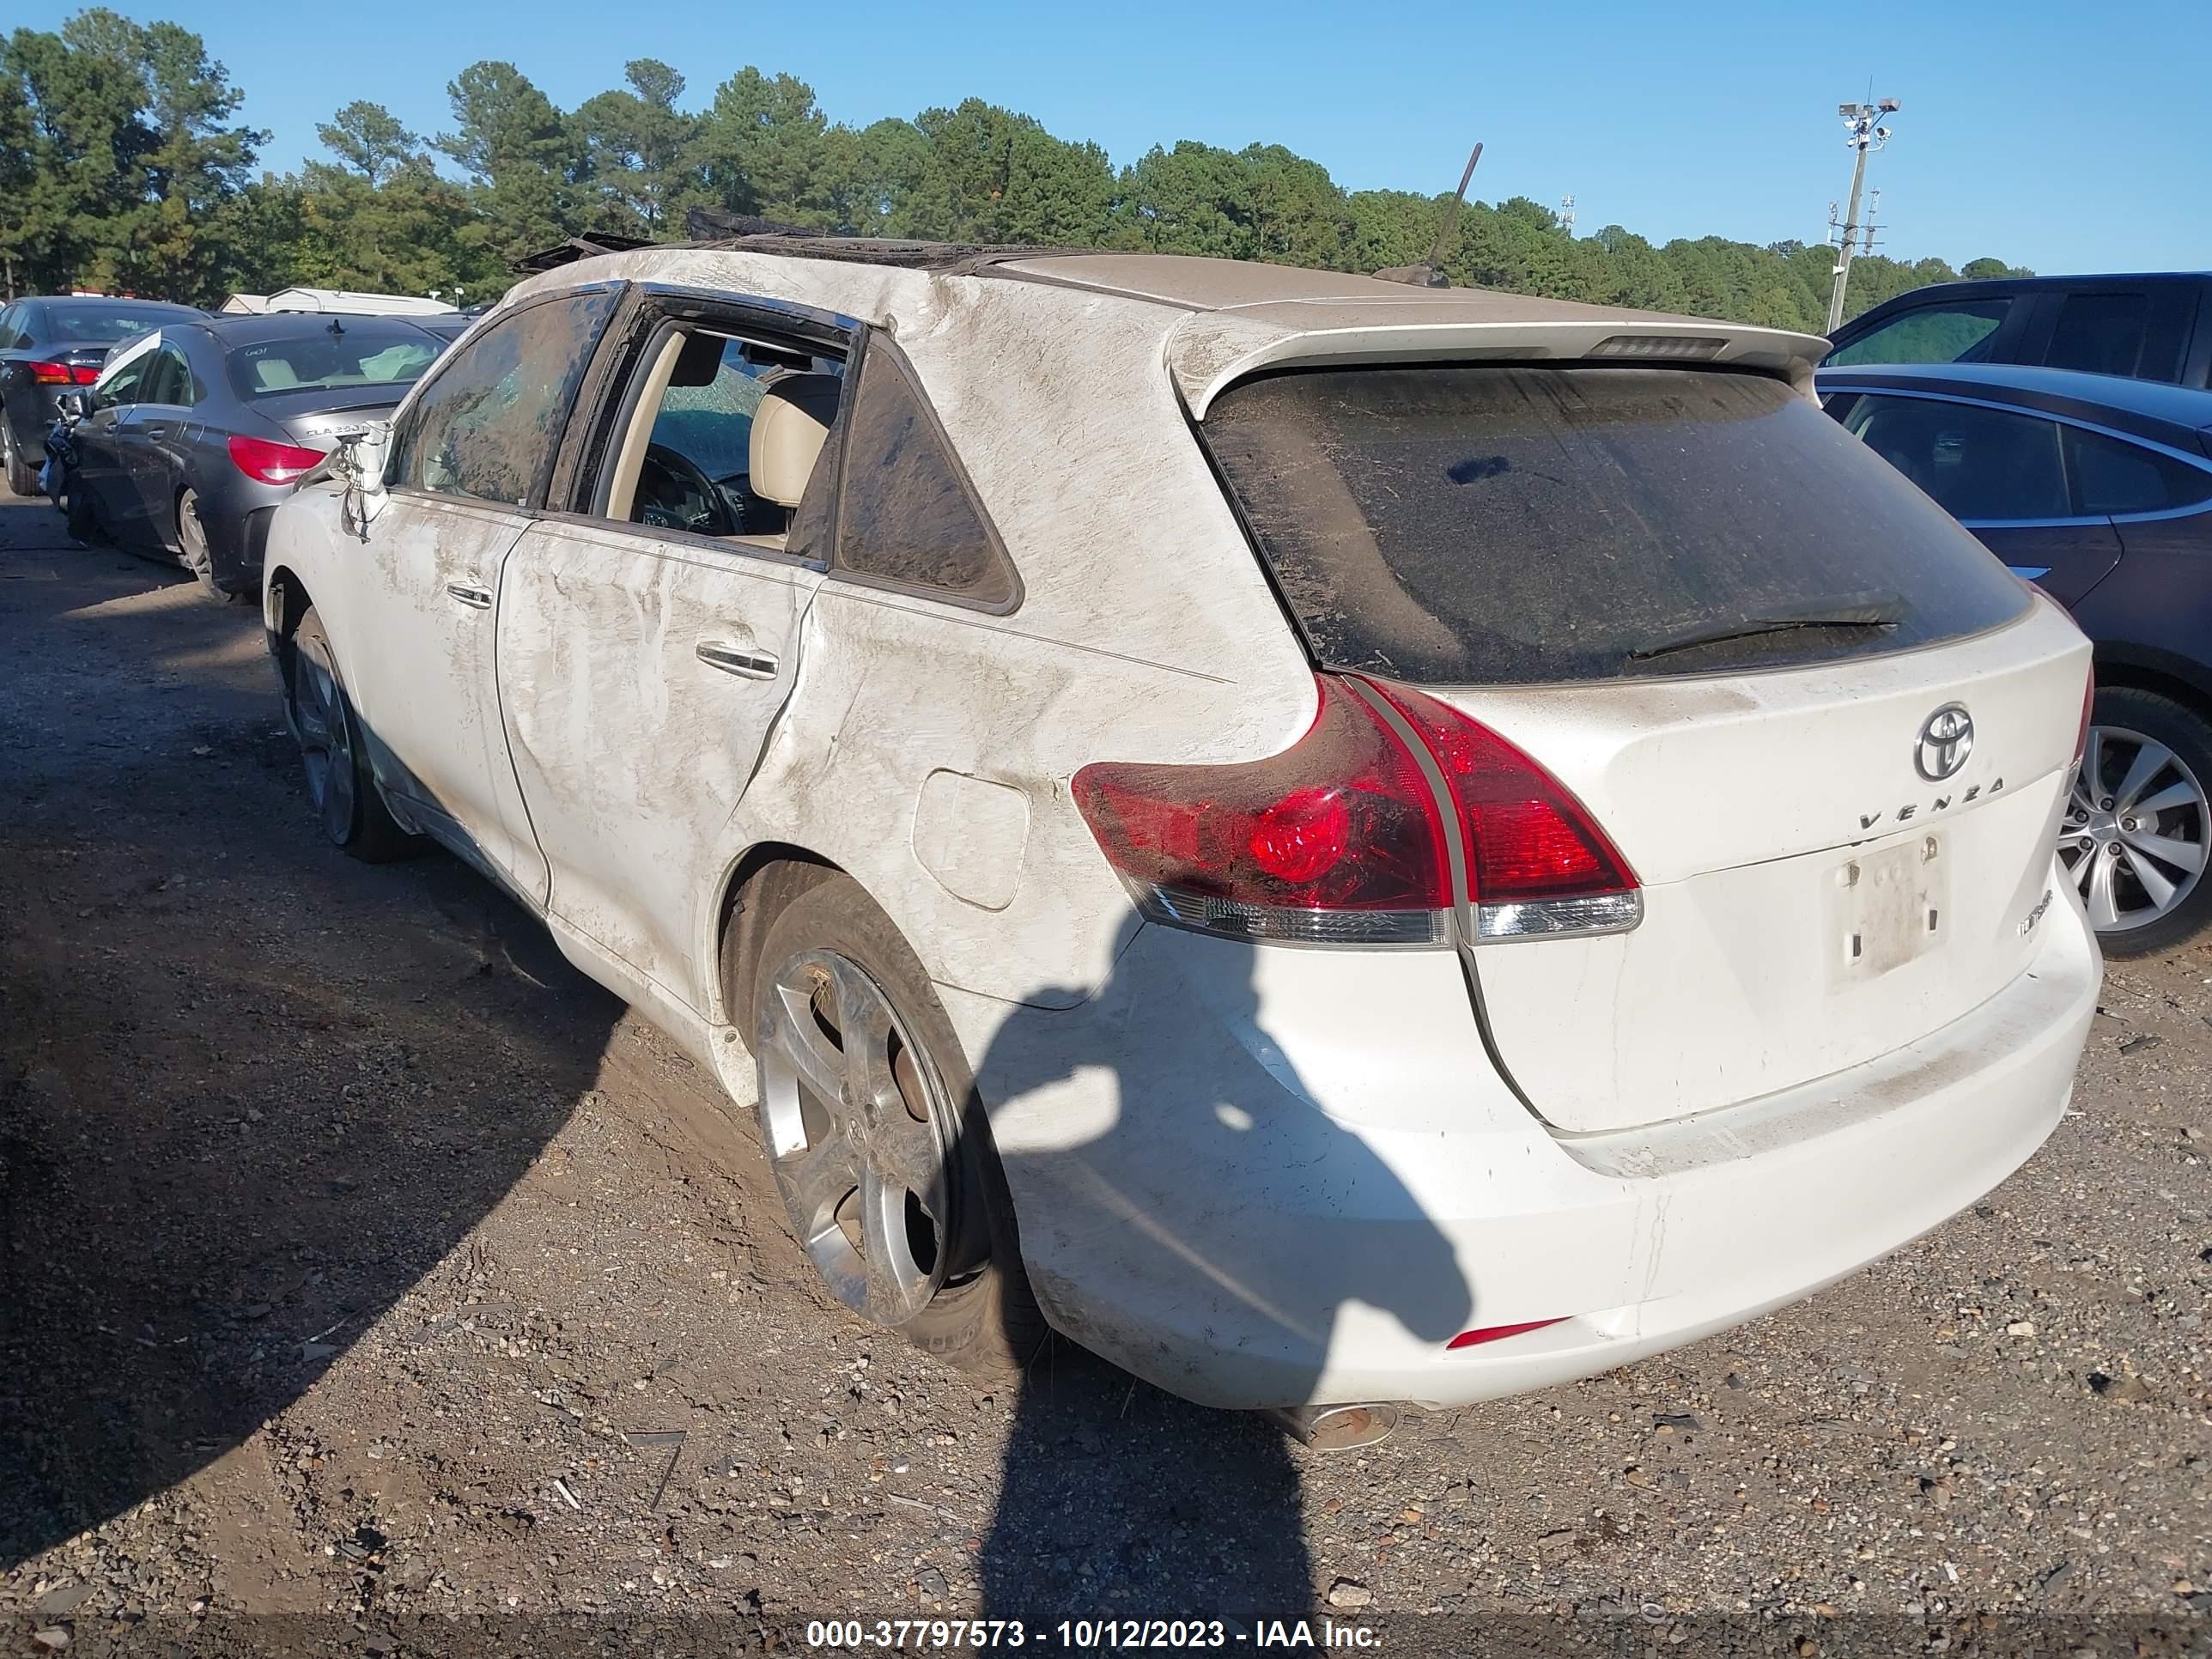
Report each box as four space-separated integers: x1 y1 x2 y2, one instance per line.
331 422 392 538
55 392 86 425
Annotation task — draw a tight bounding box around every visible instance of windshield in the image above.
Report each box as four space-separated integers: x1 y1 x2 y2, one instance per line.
226 324 442 401
1200 363 2032 685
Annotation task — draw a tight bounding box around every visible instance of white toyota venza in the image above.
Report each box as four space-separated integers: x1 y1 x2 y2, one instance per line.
263 240 2100 1428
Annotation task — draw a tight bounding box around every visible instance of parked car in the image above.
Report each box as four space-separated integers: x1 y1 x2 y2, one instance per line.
0 295 205 494
65 311 453 598
1819 362 2212 954
261 244 2098 1427
1825 271 2212 387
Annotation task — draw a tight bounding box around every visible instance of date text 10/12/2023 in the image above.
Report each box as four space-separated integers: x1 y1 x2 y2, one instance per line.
804 1619 1385 1649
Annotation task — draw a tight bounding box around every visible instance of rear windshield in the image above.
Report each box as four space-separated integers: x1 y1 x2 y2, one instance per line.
1200 364 2032 685
44 305 188 346
226 323 442 401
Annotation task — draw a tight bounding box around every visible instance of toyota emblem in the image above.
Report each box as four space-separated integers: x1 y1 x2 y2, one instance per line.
1915 703 1974 781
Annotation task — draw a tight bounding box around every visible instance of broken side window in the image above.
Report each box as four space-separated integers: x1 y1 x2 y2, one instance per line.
389 287 620 509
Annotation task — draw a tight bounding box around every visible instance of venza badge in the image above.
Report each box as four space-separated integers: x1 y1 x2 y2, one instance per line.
1915 703 1975 781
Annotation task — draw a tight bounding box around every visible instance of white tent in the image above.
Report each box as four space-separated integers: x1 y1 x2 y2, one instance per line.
220 288 458 318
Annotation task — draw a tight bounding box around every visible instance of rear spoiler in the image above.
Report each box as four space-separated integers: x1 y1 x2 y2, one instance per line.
1169 308 1829 419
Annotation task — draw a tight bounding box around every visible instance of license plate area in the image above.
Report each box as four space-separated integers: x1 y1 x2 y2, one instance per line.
1826 834 1948 985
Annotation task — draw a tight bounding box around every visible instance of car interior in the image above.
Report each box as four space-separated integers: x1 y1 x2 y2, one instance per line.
605 325 844 549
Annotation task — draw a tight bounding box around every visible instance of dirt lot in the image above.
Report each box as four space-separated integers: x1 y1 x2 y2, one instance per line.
2 486 2209 1656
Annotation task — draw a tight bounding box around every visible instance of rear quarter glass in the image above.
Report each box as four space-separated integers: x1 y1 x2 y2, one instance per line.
1199 363 2033 686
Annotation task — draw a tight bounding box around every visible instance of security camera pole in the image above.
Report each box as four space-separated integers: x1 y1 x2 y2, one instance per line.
1826 98 1900 335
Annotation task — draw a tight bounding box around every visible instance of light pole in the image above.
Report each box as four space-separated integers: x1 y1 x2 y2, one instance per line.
1826 97 1899 335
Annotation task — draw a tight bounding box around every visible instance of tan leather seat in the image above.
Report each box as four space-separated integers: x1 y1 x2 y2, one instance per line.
749 373 842 512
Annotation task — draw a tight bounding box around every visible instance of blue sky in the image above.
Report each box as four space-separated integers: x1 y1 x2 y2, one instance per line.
141 0 2209 275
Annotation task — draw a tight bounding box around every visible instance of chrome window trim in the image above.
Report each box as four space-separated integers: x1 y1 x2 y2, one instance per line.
1835 382 2212 526
530 507 830 577
1960 501 2212 531
381 484 535 520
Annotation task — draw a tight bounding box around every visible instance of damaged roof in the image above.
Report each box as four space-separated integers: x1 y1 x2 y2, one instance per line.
509 232 1833 416
677 234 1698 322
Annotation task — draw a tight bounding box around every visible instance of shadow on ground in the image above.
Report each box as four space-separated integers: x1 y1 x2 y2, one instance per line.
2 491 1468 1615
0 495 623 1567
970 940 1474 1616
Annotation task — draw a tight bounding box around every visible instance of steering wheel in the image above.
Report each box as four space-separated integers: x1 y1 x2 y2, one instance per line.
635 443 734 537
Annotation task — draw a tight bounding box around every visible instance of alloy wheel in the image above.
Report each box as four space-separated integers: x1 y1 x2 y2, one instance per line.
178 490 210 574
756 949 954 1327
2060 723 2208 933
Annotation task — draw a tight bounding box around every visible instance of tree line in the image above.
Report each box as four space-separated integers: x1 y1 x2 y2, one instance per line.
2 9 2031 325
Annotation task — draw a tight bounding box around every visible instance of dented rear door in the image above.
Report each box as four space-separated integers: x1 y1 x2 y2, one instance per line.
496 522 825 1012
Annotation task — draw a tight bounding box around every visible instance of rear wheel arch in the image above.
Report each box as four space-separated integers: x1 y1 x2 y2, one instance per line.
264 565 313 659
2090 649 2212 722
714 845 845 1033
743 867 1048 1372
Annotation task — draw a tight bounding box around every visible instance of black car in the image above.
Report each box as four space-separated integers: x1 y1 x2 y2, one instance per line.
1819 362 2212 954
0 295 206 492
1825 272 2212 388
65 312 453 598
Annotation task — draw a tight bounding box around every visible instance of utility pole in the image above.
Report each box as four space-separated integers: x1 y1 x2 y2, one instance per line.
1826 97 1900 335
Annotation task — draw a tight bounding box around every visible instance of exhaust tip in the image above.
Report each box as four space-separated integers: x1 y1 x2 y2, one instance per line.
1263 1402 1401 1451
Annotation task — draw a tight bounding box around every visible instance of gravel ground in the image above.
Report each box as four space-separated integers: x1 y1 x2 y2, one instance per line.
1 487 2208 1657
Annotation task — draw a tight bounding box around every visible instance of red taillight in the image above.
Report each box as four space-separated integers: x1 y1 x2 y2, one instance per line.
1447 1317 1567 1351
1072 678 1451 945
1071 674 1640 945
228 434 328 485
30 361 99 386
1364 682 1638 921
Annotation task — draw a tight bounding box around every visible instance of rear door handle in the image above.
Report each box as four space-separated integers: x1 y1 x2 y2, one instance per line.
696 640 779 680
446 581 492 610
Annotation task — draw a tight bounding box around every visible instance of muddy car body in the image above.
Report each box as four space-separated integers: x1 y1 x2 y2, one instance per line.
260 240 2100 1414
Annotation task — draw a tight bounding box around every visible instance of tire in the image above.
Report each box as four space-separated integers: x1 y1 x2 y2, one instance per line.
2 427 36 496
740 872 1047 1373
64 474 100 546
175 488 234 602
279 606 419 863
2060 686 2212 957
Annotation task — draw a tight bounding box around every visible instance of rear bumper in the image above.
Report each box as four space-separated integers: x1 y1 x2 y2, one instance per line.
945 869 2097 1411
195 494 277 594
5 385 70 455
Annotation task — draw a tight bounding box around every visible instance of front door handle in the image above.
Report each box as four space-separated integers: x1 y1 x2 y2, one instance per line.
446 581 492 610
696 640 779 680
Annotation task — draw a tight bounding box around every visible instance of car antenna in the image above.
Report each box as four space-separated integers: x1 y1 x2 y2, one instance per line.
1374 143 1483 289
325 317 344 337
